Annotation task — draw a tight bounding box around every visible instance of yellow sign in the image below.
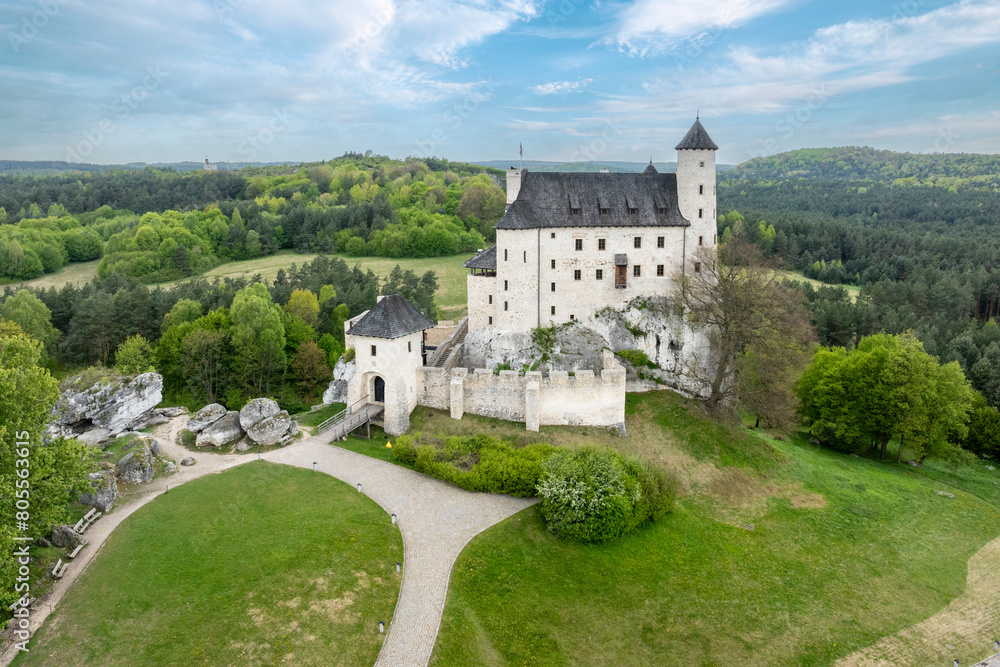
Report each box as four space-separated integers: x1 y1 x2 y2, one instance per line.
386 441 392 448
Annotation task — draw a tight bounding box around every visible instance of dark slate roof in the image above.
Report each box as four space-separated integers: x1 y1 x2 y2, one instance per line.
346 294 434 339
675 119 719 150
614 254 629 266
495 171 689 230
643 162 659 174
463 245 496 270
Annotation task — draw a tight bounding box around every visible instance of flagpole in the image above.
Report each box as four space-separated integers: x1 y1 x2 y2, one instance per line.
519 143 522 171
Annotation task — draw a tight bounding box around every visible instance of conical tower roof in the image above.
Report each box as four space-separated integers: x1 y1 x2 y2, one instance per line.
675 118 718 150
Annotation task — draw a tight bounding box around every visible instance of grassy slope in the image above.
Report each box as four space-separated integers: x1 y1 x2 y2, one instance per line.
10 252 473 318
14 462 402 667
424 391 1000 667
776 268 861 303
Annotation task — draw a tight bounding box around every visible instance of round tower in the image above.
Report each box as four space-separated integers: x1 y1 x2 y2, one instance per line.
675 116 719 253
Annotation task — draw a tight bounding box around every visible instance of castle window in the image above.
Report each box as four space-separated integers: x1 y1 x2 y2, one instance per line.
551 306 556 315
408 341 412 352
371 345 377 357
699 184 704 194
551 232 556 238
570 314 575 321
634 237 642 249
657 207 667 215
570 208 581 215
633 265 641 277
694 262 701 273
600 207 610 215
524 250 527 263
504 249 508 261
551 282 556 292
504 280 508 291
551 259 556 269
628 207 637 215
596 269 603 280
698 235 704 246
714 234 717 244
699 160 705 167
488 295 493 304
657 264 664 276
488 316 493 325
575 239 583 251
657 236 664 248
504 301 509 311
574 270 581 281
598 238 606 250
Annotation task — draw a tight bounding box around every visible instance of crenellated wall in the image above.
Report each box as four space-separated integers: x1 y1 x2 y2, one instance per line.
415 350 626 433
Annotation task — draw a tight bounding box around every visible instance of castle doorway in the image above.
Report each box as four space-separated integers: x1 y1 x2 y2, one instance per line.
373 376 385 403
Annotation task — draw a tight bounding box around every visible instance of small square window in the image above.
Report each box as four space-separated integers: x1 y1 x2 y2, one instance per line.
633 265 641 277
698 235 704 246
570 314 575 321
551 282 556 292
657 236 664 248
488 316 493 325
550 306 556 315
694 262 701 273
596 269 603 280
657 264 664 276
504 301 509 311
598 238 606 250
698 208 703 218
657 207 667 215
575 238 583 251
634 237 642 249
574 270 581 280
551 232 556 238
628 207 637 215
699 160 705 167
371 345 377 357
551 259 556 269
570 208 581 215
699 184 704 194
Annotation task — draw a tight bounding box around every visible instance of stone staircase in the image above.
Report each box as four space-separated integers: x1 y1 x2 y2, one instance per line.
430 317 468 369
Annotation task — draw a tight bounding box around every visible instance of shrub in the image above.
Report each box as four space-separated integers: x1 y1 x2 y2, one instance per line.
342 347 356 363
475 442 552 497
616 349 657 369
537 447 676 544
394 435 418 465
409 435 553 497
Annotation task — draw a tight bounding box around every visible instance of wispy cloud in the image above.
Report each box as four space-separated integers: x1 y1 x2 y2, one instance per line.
532 78 593 94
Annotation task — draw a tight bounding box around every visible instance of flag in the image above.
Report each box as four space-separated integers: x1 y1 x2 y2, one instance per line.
519 143 523 157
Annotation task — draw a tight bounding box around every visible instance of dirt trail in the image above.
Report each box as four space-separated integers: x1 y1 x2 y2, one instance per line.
0 416 252 666
836 532 1000 667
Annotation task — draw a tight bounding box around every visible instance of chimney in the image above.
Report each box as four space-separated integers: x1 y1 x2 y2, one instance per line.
506 167 523 206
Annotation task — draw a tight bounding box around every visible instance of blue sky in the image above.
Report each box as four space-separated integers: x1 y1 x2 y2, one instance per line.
1 0 998 165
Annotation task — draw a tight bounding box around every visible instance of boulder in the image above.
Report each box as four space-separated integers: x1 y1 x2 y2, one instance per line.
148 438 160 457
187 403 227 433
322 358 356 405
246 410 293 446
79 469 118 512
235 440 251 452
157 407 187 418
195 411 244 448
51 524 85 549
49 372 164 437
180 457 195 466
77 428 111 449
163 462 176 474
239 398 281 431
116 439 154 485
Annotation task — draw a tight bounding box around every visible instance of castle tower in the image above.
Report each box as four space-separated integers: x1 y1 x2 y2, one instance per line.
675 117 719 256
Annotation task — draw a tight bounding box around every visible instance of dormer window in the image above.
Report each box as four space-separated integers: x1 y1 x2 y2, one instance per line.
570 207 581 215
599 207 610 215
656 207 667 215
628 207 638 215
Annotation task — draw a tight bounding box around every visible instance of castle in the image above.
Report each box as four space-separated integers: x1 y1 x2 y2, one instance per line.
340 118 719 436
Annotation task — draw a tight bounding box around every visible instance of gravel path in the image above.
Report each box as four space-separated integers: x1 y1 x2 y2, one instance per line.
2 418 536 667
263 435 537 667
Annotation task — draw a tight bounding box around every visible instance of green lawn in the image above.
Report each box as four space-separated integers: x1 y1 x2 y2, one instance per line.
15 462 402 667
423 392 1000 666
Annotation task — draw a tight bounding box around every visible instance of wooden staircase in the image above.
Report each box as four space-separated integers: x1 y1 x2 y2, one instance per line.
317 400 384 441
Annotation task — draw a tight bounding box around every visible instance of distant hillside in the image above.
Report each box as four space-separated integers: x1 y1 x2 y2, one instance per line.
474 159 736 174
0 160 291 176
724 147 1000 188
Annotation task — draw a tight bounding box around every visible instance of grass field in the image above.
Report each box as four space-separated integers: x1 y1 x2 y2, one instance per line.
5 259 101 290
776 268 861 302
14 462 402 667
377 391 1000 667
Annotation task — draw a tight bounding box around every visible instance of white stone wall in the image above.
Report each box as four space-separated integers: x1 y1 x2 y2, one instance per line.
676 148 718 256
492 225 687 333
466 273 496 332
346 329 425 436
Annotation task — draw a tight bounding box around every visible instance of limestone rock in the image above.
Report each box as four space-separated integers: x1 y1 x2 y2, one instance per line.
187 403 227 433
116 440 154 485
322 358 356 405
163 462 176 474
51 524 85 549
49 372 163 437
246 410 292 446
157 407 187 418
195 411 244 448
77 428 111 449
180 457 195 466
235 440 251 452
79 469 118 512
239 398 281 431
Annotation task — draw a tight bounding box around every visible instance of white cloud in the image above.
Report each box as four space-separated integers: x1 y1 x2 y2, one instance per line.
612 0 797 56
532 79 593 95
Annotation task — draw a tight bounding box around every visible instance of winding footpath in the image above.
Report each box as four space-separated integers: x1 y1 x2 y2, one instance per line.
1 418 535 667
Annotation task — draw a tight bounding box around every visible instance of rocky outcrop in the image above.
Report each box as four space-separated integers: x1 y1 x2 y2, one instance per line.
246 410 294 446
180 457 195 466
239 398 281 431
51 524 85 549
187 403 227 433
77 428 111 449
322 358 356 405
79 468 118 512
116 438 155 485
50 372 163 437
195 410 244 447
